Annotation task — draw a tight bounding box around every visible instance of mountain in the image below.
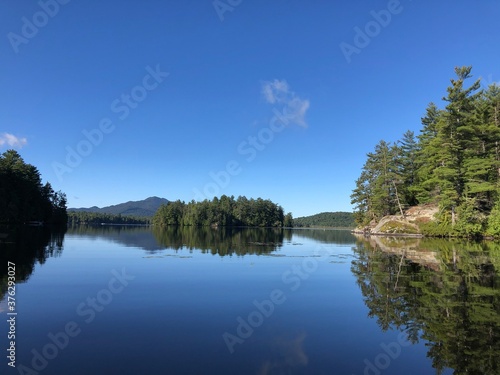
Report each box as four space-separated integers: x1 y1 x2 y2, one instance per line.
293 212 355 228
69 196 169 217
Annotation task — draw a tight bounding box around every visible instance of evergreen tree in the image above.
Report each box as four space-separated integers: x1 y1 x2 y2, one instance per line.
351 140 402 224
352 66 500 236
0 150 67 225
398 130 419 206
152 195 289 227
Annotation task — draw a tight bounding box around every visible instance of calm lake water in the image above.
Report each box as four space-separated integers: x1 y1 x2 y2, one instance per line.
1 226 499 375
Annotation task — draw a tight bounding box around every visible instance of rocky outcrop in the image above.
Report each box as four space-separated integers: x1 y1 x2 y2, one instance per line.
353 204 438 237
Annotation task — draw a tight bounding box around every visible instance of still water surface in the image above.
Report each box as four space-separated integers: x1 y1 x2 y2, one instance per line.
1 226 499 374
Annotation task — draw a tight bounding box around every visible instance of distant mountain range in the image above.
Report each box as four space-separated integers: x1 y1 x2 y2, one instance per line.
293 212 354 228
69 196 169 217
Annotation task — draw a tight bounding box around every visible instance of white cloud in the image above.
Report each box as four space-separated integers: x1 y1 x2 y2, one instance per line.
0 133 28 148
261 79 310 128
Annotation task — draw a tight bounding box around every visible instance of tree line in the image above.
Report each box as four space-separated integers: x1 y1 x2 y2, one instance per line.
293 212 354 228
351 66 500 237
67 211 150 225
0 150 67 226
152 195 293 227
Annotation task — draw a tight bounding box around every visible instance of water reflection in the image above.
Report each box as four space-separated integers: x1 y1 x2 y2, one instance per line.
292 228 357 244
152 226 289 256
67 225 290 255
0 226 66 304
67 224 163 251
352 235 500 374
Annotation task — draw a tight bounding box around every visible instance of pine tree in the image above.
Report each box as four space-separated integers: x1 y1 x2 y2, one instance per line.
398 130 419 206
352 66 500 235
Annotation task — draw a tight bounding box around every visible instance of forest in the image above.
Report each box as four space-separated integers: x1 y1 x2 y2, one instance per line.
0 150 67 226
351 66 500 237
152 195 293 227
293 212 354 228
67 211 150 225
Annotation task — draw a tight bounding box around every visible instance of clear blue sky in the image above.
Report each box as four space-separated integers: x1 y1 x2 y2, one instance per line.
2 0 499 217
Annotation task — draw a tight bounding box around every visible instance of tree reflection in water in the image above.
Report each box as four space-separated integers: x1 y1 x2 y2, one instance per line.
352 235 500 375
0 226 66 305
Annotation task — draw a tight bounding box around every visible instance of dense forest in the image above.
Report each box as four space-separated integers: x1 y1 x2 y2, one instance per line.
293 212 354 228
0 150 67 226
152 195 293 227
351 66 500 237
68 211 150 225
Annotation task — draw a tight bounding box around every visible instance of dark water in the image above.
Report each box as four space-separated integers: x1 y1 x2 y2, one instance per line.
1 227 499 375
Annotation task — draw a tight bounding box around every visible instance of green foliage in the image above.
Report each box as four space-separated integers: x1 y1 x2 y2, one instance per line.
293 212 354 228
152 195 288 227
378 220 419 235
67 211 150 225
417 221 454 237
0 150 67 226
486 199 500 237
454 198 486 238
352 67 500 237
283 212 294 227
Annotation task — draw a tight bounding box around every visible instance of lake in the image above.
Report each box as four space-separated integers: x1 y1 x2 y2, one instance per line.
1 226 499 374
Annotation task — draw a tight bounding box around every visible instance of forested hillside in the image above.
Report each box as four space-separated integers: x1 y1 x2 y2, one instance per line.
351 66 500 237
0 150 67 225
293 212 354 227
152 195 293 227
69 196 168 217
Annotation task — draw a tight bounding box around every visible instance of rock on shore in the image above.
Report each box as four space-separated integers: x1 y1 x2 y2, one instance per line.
353 204 438 236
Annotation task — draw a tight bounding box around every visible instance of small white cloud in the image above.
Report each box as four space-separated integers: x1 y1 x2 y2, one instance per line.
261 79 310 128
0 133 28 148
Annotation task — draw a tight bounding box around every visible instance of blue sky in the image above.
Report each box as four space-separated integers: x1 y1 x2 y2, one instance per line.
2 0 500 217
